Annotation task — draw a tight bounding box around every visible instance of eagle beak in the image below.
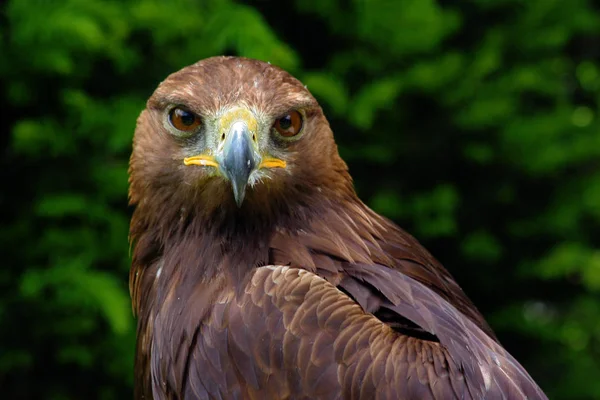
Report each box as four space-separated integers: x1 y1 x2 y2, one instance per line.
220 121 259 207
183 108 288 207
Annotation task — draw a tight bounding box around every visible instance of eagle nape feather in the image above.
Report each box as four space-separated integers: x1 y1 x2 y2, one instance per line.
128 56 547 399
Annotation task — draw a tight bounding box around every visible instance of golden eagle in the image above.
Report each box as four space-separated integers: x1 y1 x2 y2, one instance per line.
129 56 546 399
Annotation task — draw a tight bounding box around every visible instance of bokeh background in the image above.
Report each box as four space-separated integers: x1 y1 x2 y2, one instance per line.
2 0 600 398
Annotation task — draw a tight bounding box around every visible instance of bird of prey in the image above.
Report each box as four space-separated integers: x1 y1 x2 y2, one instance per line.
129 56 547 399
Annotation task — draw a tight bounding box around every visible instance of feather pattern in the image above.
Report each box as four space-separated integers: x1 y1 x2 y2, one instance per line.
129 56 547 399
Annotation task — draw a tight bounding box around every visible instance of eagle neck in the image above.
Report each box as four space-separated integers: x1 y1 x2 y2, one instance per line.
130 184 362 316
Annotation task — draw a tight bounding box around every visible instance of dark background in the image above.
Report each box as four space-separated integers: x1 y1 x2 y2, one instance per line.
1 0 599 398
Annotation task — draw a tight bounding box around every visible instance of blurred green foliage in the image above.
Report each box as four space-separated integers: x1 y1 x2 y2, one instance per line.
1 0 599 398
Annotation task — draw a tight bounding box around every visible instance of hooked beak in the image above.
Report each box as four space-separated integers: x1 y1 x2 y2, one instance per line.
220 121 258 206
183 108 287 207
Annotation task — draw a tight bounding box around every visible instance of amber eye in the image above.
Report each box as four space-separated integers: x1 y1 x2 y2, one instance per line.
168 106 201 133
273 110 303 138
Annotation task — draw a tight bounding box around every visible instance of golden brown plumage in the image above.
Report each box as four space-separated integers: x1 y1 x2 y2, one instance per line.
129 56 547 399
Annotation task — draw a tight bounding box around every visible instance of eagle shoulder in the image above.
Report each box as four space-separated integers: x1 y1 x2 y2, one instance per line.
171 265 545 399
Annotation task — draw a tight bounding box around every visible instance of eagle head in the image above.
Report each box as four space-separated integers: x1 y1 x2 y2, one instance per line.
129 56 351 224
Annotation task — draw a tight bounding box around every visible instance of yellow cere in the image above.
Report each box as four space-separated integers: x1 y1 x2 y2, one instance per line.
217 107 259 137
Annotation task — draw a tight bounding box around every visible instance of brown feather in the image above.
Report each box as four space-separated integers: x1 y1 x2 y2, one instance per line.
129 56 546 399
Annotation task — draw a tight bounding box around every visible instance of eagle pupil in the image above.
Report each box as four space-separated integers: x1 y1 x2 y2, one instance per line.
279 115 292 130
179 110 196 126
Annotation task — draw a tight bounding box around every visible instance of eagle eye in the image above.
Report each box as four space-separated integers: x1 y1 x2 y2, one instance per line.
273 110 303 138
168 106 201 133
